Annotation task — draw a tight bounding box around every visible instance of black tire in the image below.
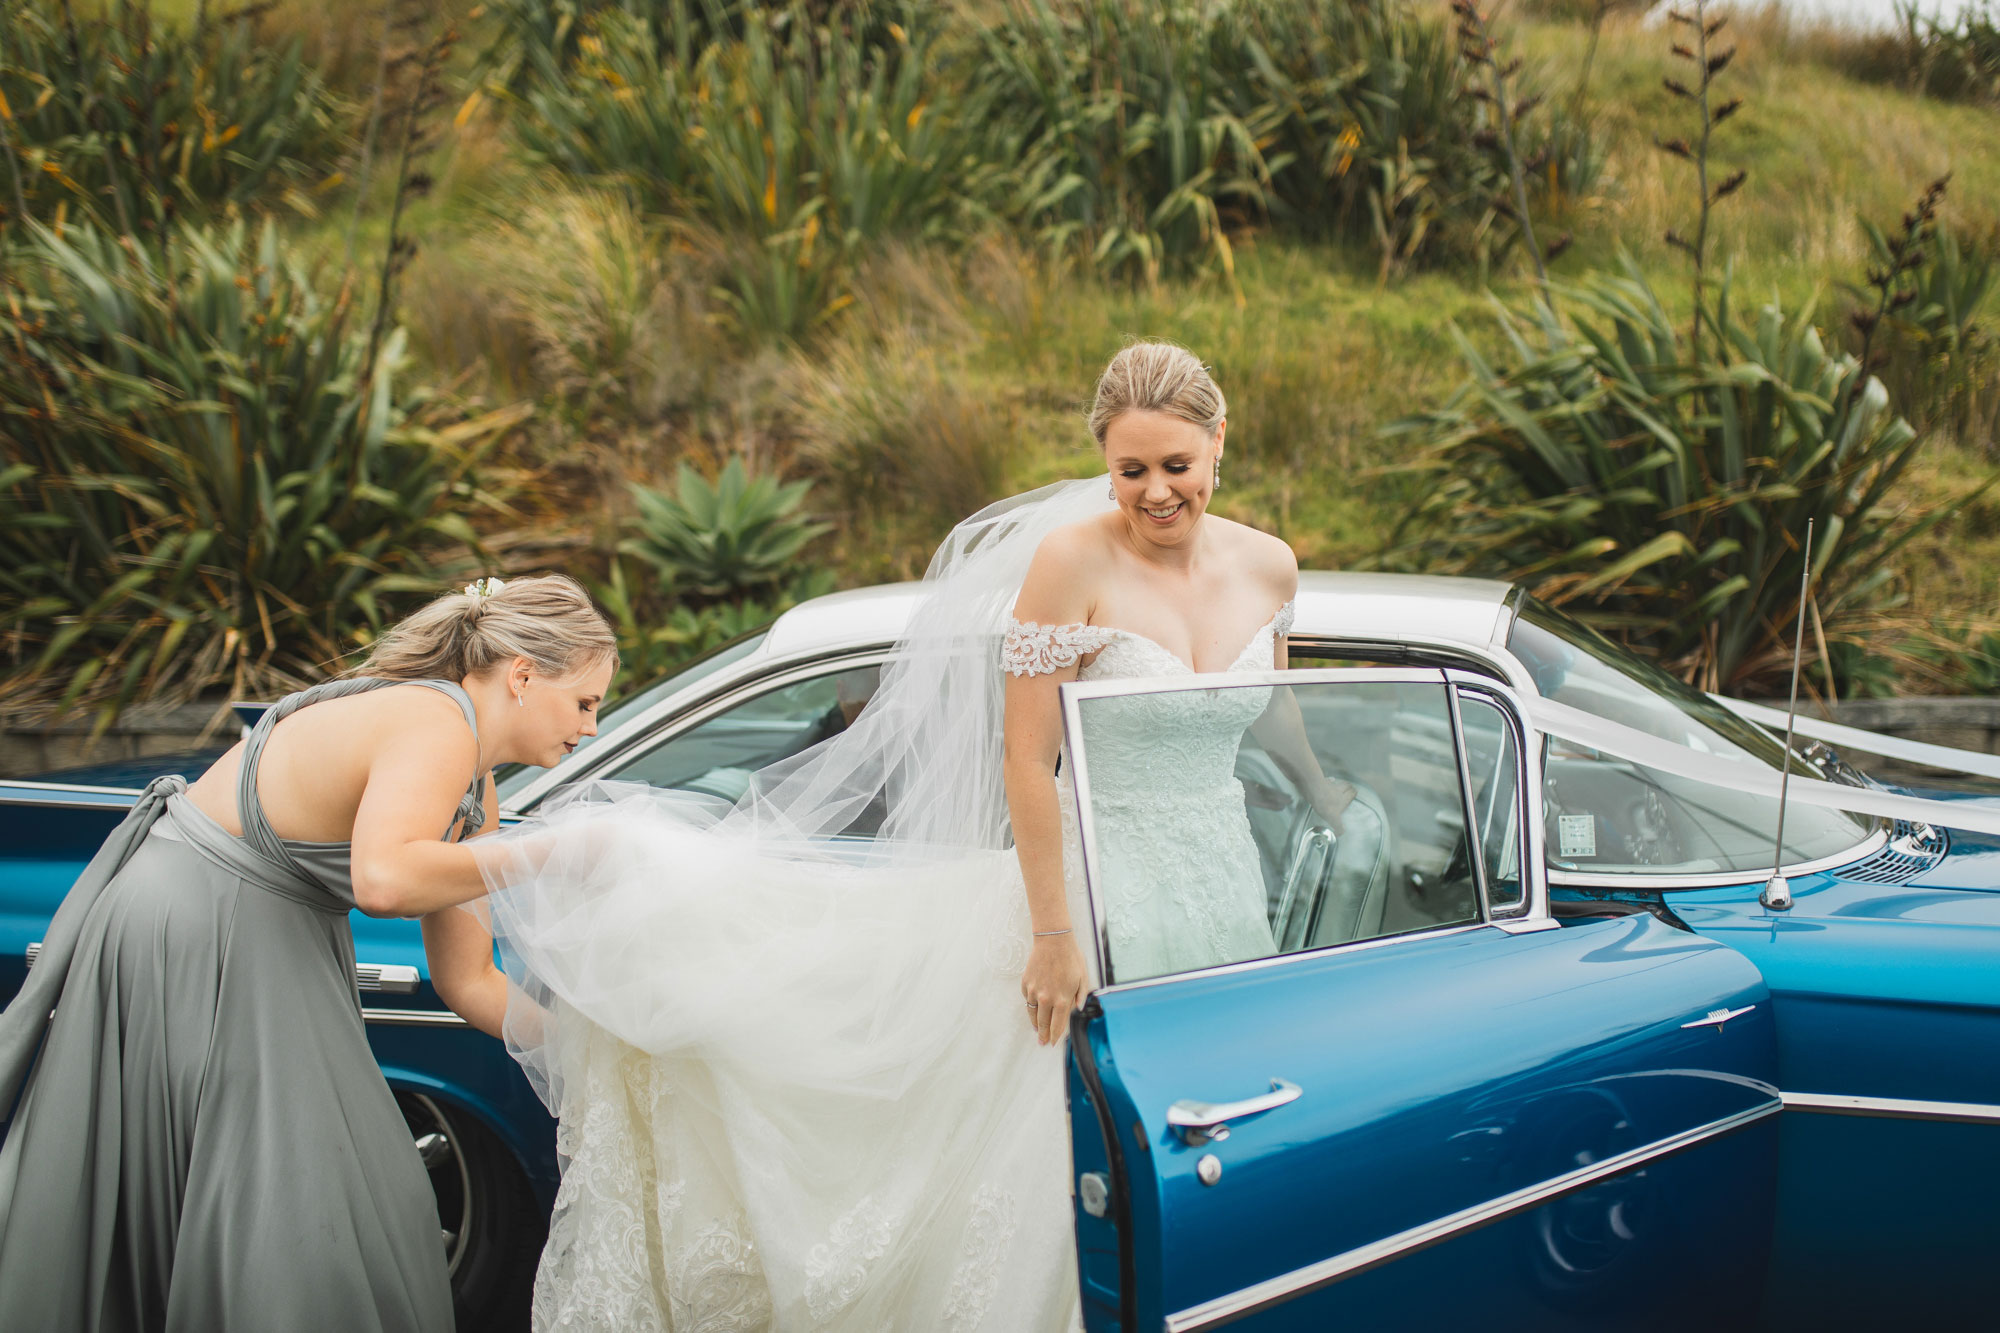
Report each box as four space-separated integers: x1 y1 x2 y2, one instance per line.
398 1092 546 1333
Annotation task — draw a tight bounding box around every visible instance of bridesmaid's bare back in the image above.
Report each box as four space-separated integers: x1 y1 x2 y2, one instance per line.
186 684 477 843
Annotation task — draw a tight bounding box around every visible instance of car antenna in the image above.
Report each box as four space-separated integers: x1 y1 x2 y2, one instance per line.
1760 518 1814 912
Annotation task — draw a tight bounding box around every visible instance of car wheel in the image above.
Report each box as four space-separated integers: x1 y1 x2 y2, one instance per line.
398 1091 545 1333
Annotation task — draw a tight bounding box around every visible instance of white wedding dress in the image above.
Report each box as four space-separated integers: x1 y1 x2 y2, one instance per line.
478 482 1291 1332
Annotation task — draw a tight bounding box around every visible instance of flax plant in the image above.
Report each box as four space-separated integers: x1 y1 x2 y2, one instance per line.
509 1 970 342
0 221 519 725
0 0 338 235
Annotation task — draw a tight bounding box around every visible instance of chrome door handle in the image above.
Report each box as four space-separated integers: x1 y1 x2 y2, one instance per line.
1681 1004 1756 1030
1167 1079 1302 1144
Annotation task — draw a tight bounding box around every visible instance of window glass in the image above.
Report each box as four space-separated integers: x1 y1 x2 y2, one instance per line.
603 665 882 812
495 630 770 802
1072 679 1482 985
1457 692 1525 912
1507 597 1875 874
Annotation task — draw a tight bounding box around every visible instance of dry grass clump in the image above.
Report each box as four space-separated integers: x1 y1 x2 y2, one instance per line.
790 334 1022 580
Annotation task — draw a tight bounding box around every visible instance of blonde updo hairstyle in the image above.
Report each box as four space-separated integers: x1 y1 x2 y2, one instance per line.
347 573 618 686
1087 339 1227 447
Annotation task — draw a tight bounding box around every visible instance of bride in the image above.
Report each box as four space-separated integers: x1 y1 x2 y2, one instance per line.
439 341 1350 1330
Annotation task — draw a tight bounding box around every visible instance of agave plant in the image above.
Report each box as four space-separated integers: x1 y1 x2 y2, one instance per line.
621 458 830 599
0 1 339 234
1387 260 1943 695
0 220 520 725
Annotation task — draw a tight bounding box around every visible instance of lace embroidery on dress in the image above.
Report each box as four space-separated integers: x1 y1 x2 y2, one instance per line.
667 1214 770 1333
940 1184 1020 1332
804 1195 898 1321
1002 619 1117 677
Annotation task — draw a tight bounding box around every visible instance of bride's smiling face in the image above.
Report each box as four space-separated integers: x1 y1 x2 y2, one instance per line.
1105 409 1225 547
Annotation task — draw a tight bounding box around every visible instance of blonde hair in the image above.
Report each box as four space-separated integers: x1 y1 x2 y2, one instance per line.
1087 340 1227 446
347 573 618 684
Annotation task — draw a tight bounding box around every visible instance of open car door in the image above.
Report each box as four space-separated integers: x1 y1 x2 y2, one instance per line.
1060 668 1781 1332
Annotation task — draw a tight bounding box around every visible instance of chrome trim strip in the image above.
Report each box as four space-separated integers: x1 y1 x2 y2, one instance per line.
361 1007 469 1028
1444 686 1493 919
1491 917 1561 934
1096 922 1494 997
1681 1004 1757 1030
1546 827 1893 891
0 778 146 796
1163 1100 1782 1332
356 963 421 995
1782 1091 2000 1125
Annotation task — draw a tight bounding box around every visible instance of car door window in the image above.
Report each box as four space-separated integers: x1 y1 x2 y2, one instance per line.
602 664 883 812
1067 675 1492 984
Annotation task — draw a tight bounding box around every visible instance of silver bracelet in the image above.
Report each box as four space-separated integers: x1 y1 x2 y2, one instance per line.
1033 928 1072 937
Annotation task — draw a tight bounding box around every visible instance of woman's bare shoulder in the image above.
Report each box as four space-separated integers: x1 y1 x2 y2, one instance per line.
307 681 479 754
1210 516 1299 593
1015 517 1116 623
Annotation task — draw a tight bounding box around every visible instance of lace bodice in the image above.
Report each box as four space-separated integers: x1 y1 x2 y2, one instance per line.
1002 600 1294 679
1022 602 1293 981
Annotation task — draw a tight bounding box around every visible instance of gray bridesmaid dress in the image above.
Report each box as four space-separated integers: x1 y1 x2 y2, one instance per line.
0 677 483 1333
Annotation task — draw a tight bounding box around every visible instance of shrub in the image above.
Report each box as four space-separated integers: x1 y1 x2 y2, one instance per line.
0 220 520 723
0 1 340 234
1851 220 2000 452
595 555 815 689
466 186 718 424
1386 262 1938 695
791 333 1017 576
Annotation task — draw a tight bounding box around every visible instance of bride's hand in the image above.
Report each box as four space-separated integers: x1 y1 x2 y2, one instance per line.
1021 934 1088 1047
1309 777 1356 835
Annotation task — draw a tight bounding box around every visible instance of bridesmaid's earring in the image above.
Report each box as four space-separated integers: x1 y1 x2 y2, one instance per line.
1213 460 1222 489
1107 477 1116 501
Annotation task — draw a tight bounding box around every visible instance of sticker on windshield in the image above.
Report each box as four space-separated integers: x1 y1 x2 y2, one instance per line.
1558 814 1597 859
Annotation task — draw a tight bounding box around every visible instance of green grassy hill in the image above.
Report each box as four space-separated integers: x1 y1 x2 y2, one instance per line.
9 0 2000 712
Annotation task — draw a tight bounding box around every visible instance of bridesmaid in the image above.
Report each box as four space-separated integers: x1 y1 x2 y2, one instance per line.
0 575 616 1333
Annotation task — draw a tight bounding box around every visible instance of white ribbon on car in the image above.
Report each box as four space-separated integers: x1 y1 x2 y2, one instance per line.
1522 695 2000 840
1714 695 2000 783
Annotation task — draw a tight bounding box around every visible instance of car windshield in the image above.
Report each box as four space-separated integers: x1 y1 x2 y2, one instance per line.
494 630 770 803
1508 596 1877 876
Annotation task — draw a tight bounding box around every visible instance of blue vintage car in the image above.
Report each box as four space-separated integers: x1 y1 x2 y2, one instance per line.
4 572 1997 1330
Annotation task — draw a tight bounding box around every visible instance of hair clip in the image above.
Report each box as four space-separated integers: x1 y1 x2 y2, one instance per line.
464 576 507 600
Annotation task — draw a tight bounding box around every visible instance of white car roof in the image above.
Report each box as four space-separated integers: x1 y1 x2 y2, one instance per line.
760 570 1517 661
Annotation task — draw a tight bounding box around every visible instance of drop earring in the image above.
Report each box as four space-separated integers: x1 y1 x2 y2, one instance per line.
1107 477 1116 501
1213 459 1222 489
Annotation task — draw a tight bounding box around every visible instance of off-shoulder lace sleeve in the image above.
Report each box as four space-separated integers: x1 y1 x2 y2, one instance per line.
1003 619 1118 677
1272 599 1296 638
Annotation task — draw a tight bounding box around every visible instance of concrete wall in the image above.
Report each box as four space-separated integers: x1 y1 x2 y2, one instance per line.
0 701 234 780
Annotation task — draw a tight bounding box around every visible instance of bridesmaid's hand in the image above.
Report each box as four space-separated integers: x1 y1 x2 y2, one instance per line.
1022 934 1088 1047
